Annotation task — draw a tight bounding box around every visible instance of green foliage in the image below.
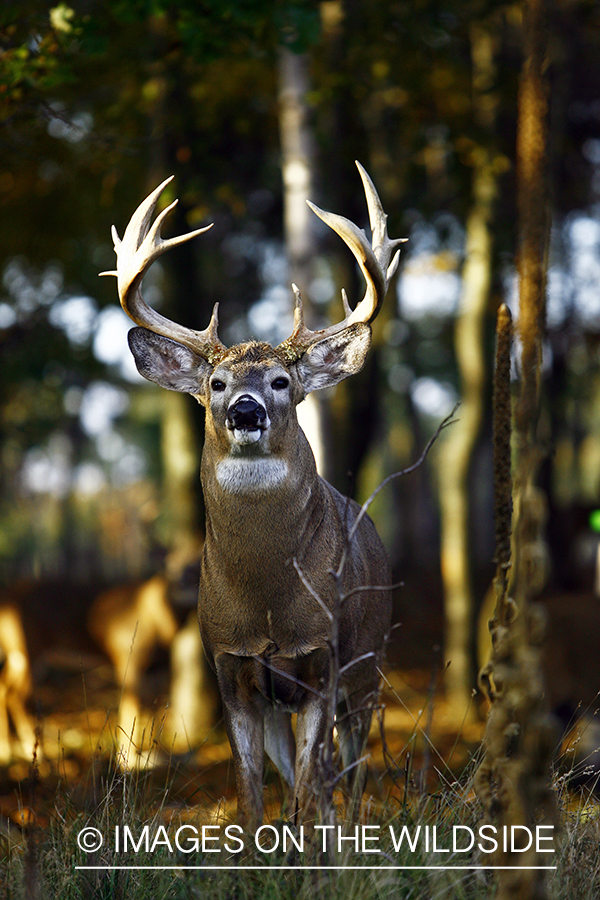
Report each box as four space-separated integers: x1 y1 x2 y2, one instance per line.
164 0 322 57
0 4 80 120
73 0 321 62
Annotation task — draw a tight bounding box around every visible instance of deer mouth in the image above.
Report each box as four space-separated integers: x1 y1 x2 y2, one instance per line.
231 426 263 445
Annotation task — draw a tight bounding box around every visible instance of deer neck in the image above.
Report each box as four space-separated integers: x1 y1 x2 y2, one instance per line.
201 424 322 557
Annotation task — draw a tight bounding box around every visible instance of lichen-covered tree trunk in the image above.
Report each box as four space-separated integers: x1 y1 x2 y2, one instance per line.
440 25 498 716
475 2 556 897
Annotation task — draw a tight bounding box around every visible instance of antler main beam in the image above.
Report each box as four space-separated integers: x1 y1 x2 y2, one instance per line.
100 176 226 364
102 165 404 368
276 161 407 362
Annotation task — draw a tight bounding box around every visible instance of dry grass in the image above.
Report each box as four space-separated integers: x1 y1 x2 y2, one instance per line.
0 699 598 900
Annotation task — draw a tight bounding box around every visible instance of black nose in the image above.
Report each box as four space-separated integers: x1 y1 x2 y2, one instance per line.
228 396 267 429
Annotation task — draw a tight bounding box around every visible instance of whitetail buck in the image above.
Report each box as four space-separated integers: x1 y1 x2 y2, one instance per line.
102 162 403 825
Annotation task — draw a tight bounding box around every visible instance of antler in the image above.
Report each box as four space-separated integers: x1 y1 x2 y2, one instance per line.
100 176 227 364
276 161 407 363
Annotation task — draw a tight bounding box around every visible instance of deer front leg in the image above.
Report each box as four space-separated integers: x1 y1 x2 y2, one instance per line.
216 655 265 828
7 691 38 762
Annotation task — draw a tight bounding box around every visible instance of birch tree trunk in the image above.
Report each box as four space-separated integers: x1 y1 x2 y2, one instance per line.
277 46 331 479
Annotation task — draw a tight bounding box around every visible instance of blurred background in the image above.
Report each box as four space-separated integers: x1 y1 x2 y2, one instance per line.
1 0 600 793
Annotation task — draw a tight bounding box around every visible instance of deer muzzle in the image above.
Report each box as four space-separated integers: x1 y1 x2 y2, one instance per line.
227 395 268 445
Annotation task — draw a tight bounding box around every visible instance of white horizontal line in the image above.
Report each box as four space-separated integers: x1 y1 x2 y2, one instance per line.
75 865 558 871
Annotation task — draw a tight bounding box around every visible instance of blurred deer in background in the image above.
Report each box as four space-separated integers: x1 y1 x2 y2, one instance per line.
0 602 37 765
88 574 179 767
0 572 209 768
104 162 403 825
90 569 218 765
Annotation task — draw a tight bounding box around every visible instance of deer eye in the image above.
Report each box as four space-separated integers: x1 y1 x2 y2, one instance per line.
271 377 289 391
211 379 226 392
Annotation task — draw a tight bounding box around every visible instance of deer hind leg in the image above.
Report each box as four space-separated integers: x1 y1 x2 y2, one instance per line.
168 611 216 751
336 682 379 821
110 645 145 769
294 692 327 824
115 688 143 769
263 704 295 788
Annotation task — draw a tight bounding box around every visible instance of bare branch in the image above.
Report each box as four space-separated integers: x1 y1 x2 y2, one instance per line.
340 579 404 604
332 754 371 787
252 656 326 700
339 651 375 677
292 557 333 621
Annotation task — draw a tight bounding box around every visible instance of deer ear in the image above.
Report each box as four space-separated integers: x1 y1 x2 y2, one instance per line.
295 323 372 393
128 327 212 394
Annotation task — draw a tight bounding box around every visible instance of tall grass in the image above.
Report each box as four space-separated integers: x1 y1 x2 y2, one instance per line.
1 729 599 900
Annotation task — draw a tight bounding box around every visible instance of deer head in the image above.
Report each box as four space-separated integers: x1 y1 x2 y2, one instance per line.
101 162 405 417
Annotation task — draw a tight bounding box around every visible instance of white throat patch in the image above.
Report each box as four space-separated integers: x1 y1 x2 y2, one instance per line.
216 458 289 493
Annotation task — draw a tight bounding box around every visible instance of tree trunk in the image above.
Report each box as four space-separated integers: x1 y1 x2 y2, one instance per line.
159 391 201 557
277 46 332 479
475 5 556 897
440 25 498 715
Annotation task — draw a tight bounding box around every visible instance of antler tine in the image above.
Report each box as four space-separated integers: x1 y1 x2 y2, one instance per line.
355 161 407 284
100 177 227 364
277 163 406 362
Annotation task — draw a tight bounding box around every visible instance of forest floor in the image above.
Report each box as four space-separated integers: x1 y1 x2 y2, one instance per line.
0 657 485 833
0 583 596 839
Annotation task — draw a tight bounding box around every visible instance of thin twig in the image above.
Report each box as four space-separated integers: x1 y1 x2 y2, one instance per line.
333 754 371 786
336 404 459 579
340 579 404 604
